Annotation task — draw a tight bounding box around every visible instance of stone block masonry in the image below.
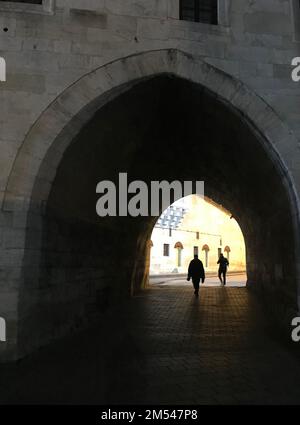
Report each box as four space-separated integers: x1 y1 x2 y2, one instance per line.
0 0 299 362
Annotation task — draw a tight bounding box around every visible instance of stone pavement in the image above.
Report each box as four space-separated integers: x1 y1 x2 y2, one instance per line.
150 273 247 287
1 283 300 405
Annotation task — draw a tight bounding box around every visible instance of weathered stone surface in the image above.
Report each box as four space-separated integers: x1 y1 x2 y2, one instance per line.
0 0 299 362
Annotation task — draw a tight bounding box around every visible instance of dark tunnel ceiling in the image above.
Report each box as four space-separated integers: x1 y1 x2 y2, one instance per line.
48 74 291 235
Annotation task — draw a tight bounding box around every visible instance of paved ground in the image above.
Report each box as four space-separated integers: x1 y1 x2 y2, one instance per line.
1 277 300 405
150 273 247 287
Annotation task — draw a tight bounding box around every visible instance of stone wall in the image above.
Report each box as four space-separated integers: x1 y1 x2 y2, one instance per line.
0 0 300 360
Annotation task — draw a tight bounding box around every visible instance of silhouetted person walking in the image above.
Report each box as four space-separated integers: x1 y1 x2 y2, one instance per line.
187 255 205 297
218 253 229 286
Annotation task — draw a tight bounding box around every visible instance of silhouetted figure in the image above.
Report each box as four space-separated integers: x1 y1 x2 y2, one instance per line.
187 255 205 297
218 253 229 286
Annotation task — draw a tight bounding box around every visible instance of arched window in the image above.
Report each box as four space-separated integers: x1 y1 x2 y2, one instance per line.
174 242 184 267
224 246 231 261
202 244 210 268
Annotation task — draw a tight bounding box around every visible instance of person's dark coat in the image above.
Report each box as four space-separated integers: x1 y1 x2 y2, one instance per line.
188 258 205 282
218 256 229 271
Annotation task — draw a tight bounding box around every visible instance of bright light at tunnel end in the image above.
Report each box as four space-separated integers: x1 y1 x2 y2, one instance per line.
96 173 205 217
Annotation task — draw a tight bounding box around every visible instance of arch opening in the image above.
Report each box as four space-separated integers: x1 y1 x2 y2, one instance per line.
11 63 299 357
150 195 246 278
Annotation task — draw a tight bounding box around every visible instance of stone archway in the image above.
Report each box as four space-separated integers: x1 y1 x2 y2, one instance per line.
3 49 299 210
1 49 300 361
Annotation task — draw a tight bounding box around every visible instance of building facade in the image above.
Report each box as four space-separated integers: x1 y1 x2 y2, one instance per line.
0 0 300 361
150 196 246 275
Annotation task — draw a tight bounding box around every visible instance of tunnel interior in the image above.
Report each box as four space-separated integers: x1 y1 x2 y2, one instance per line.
20 74 298 354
